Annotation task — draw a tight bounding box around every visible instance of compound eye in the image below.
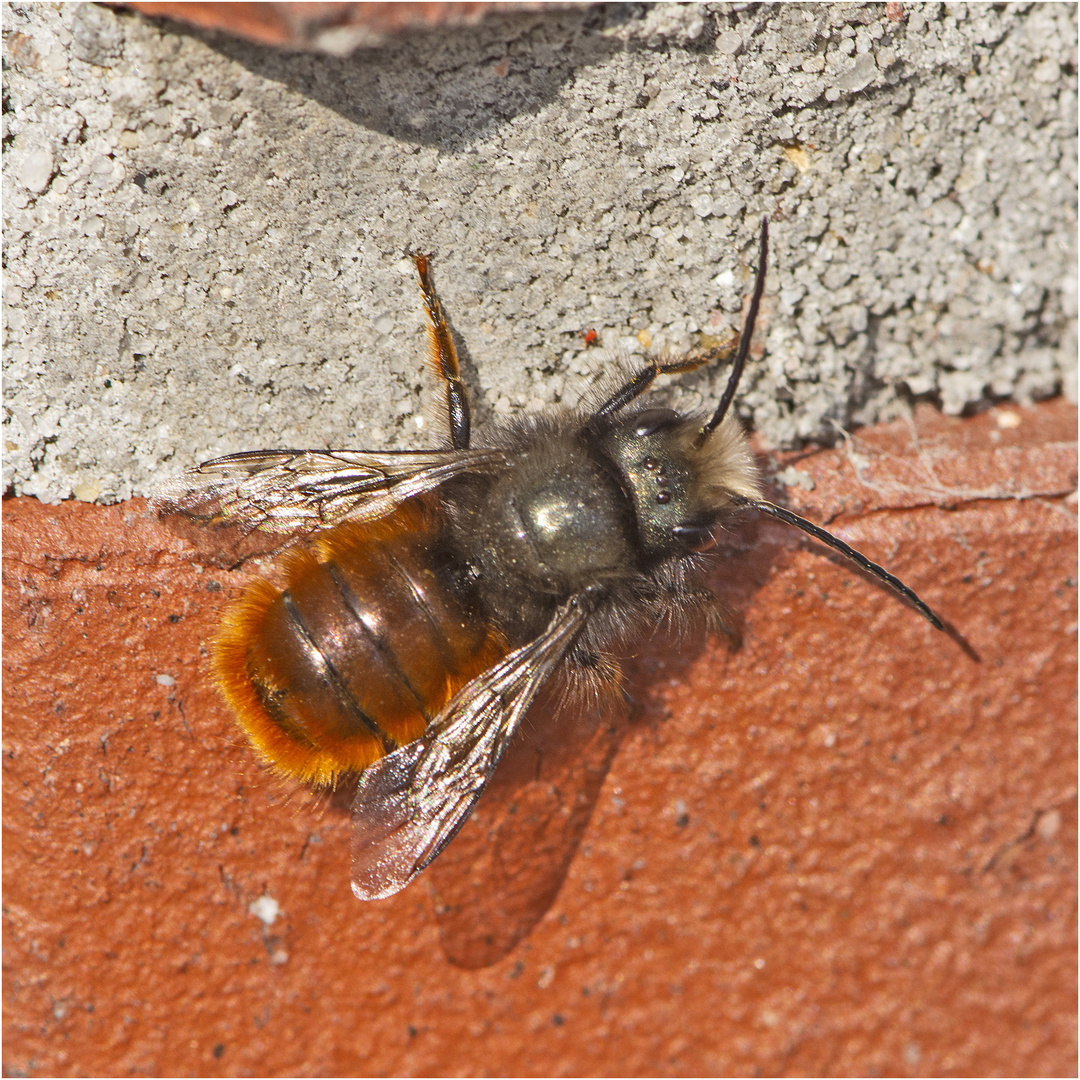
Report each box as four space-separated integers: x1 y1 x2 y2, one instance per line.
673 523 716 552
632 408 679 437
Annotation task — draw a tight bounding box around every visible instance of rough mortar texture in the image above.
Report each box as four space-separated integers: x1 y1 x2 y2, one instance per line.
2 2 1077 505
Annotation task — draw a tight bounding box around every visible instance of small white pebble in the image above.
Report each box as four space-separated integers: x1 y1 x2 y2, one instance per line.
715 30 742 54
249 895 281 926
1036 809 1061 842
15 147 55 192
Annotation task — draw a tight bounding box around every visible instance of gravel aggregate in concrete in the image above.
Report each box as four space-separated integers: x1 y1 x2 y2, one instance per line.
2 2 1075 503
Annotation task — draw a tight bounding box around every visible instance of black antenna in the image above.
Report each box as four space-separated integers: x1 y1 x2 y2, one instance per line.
747 498 945 630
696 217 769 448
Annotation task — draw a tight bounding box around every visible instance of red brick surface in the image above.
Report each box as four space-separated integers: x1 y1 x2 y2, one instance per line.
119 2 540 50
3 401 1076 1077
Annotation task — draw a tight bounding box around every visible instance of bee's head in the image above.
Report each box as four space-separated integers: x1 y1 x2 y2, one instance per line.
596 405 761 559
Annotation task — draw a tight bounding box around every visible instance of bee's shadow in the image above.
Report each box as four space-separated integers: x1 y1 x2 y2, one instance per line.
425 510 781 970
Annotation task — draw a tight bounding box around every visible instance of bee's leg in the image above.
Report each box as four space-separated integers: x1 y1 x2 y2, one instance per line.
587 340 738 425
413 254 471 449
560 647 625 714
591 222 768 429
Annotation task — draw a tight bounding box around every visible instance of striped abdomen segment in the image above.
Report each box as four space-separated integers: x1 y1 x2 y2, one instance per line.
213 502 506 787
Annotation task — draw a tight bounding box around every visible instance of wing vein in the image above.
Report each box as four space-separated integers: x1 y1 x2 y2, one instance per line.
349 595 591 900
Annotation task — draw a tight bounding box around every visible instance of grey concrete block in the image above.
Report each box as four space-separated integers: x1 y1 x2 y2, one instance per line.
3 2 1075 503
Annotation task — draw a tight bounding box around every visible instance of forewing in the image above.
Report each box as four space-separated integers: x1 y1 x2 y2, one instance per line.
349 595 591 901
151 447 506 557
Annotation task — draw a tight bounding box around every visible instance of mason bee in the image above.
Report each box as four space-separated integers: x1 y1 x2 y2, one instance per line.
153 220 943 901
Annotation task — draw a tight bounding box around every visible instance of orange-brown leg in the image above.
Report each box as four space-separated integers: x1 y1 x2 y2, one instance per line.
413 255 471 449
588 339 738 425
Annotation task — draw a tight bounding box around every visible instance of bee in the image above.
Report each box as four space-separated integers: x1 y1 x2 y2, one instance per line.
153 220 943 901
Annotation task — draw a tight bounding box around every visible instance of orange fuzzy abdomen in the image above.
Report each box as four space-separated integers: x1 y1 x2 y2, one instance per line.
212 502 506 787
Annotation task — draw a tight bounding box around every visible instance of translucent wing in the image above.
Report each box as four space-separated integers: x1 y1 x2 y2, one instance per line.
350 594 591 901
151 447 506 554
